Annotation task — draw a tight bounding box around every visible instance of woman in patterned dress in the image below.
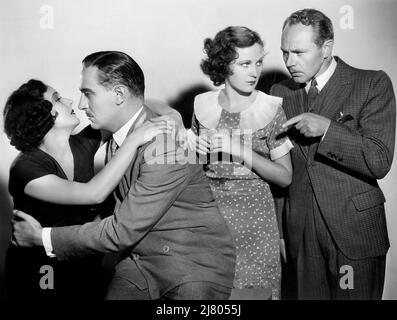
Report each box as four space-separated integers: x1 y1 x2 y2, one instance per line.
188 26 293 299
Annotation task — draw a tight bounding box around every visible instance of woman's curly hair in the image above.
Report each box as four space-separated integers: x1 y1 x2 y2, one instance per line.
3 79 56 152
200 26 264 86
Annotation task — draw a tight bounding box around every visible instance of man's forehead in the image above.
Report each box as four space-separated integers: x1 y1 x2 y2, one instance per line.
281 24 316 47
80 66 99 88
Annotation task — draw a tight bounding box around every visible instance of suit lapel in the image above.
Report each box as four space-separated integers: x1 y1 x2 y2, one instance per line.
284 81 307 117
116 106 149 200
124 105 151 191
307 57 352 161
285 83 309 159
317 57 352 119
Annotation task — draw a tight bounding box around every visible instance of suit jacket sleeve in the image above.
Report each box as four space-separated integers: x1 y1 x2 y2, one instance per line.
269 85 286 240
51 134 189 260
317 71 396 179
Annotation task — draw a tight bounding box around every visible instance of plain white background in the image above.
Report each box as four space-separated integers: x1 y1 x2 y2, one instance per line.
0 0 396 299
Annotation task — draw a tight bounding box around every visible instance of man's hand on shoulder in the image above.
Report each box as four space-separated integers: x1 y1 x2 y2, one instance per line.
11 210 43 247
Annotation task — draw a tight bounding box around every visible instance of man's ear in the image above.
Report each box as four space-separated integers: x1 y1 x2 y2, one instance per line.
113 85 128 106
322 39 334 59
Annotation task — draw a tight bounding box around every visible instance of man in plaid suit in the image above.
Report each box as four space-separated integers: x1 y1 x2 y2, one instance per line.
271 9 396 299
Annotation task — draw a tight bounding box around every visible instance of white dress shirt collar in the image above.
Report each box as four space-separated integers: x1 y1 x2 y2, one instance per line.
306 57 337 93
112 105 144 146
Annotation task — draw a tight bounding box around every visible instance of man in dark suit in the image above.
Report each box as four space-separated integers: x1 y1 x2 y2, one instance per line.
270 9 396 299
11 51 236 299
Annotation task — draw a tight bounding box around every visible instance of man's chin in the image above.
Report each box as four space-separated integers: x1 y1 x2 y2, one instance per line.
291 75 306 84
90 122 100 130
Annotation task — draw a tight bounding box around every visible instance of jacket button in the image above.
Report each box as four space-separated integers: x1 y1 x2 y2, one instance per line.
163 245 170 253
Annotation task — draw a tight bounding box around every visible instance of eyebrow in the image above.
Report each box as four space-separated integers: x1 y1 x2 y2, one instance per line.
281 47 306 53
52 91 60 100
79 88 95 94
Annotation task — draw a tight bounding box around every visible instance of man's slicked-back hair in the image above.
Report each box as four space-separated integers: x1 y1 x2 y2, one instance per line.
82 51 145 98
283 9 334 46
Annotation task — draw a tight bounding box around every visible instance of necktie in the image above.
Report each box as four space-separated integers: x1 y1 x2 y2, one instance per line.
301 79 319 155
110 138 119 157
106 137 119 163
106 137 123 202
306 78 318 112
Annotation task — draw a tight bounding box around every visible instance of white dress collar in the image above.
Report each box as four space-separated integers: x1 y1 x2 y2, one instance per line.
194 90 283 132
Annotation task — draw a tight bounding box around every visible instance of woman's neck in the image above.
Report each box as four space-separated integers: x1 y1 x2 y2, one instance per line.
220 86 257 113
39 128 75 180
39 128 72 157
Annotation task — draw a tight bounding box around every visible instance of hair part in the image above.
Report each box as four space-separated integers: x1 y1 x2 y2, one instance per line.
3 79 56 151
282 8 334 46
82 51 145 98
201 26 264 86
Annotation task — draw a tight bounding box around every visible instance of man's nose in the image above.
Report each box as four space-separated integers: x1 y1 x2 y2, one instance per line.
285 53 295 68
78 93 88 110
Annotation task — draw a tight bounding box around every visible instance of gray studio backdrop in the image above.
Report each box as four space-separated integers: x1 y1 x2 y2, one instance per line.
1 0 396 299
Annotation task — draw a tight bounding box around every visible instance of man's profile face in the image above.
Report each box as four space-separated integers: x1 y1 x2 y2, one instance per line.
281 23 327 83
78 66 117 131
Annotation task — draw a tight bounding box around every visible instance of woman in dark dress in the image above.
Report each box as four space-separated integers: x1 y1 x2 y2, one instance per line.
3 79 176 299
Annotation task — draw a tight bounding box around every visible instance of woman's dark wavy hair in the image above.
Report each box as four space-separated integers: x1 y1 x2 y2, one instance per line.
200 26 264 86
3 79 55 151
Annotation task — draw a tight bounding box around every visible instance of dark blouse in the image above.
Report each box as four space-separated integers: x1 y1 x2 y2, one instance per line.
9 125 101 227
6 126 108 299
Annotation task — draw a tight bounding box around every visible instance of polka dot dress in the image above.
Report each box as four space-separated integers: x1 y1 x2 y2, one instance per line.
203 107 288 300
